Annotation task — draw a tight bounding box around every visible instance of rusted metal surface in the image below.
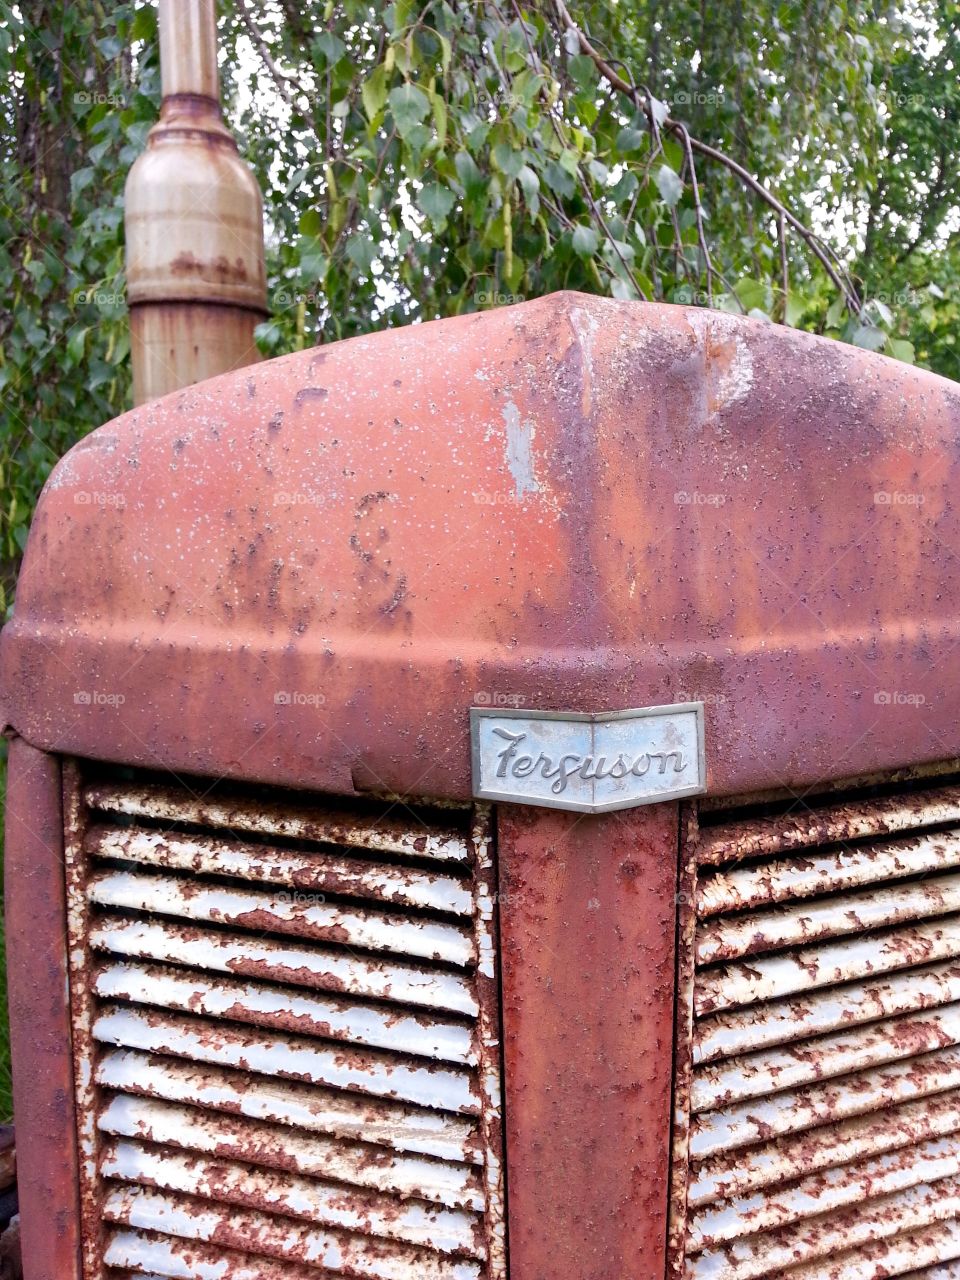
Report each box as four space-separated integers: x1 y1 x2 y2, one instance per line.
697 782 960 865
87 867 475 965
667 801 701 1280
66 767 506 1278
125 0 266 403
86 821 474 912
697 871 960 965
96 1048 479 1163
690 1088 960 1207
696 958 960 1062
90 912 478 1014
698 828 960 917
675 783 960 1279
97 1094 484 1208
83 781 472 862
3 739 82 1280
63 760 106 1280
100 1139 484 1253
497 801 680 1280
468 807 507 1280
696 914 960 1016
5 295 960 799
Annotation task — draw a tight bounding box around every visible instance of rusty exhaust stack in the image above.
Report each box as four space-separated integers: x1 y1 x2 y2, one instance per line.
124 0 267 405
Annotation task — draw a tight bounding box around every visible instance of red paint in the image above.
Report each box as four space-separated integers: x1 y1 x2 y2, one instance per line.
4 739 82 1280
3 294 960 800
497 802 681 1279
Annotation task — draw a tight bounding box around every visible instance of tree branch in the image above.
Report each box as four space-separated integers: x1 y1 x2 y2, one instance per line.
553 0 862 315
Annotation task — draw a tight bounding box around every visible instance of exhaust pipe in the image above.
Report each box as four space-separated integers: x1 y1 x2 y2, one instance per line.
124 0 267 405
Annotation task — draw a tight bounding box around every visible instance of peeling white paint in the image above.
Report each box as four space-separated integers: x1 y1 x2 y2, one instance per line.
501 401 542 498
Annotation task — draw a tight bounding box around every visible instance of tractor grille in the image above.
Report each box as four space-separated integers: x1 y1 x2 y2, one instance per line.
63 766 505 1280
673 778 960 1280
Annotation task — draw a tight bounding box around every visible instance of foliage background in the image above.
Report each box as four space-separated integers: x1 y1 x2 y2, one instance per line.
0 0 958 1118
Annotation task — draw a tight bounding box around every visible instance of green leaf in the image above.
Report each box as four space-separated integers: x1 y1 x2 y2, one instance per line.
454 150 484 195
362 65 389 122
572 224 599 257
70 167 95 198
517 165 540 198
67 326 88 364
315 31 346 64
852 323 886 352
887 337 916 364
493 143 525 179
430 91 447 146
388 83 430 135
655 164 683 207
346 234 377 275
418 182 456 225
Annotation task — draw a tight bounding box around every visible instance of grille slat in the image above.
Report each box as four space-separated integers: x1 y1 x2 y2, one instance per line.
97 1094 484 1209
93 961 476 1063
92 1005 479 1113
697 871 960 966
698 829 960 917
100 1139 484 1255
86 823 474 915
689 1088 960 1208
105 1229 332 1279
90 914 478 1015
674 780 960 1279
84 782 471 863
88 868 475 966
692 1001 960 1113
102 1185 483 1280
695 958 960 1063
65 770 505 1279
95 1048 479 1162
696 915 960 1015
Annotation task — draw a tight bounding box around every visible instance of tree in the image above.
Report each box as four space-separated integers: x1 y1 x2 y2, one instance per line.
1 0 959 606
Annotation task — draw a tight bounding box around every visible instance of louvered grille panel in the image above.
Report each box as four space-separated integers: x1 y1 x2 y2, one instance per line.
63 766 505 1280
673 780 960 1280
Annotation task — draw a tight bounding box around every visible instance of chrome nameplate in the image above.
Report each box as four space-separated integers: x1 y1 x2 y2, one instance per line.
470 703 706 812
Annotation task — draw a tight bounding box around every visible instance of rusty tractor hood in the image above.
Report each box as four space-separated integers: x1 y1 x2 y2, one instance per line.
2 292 959 799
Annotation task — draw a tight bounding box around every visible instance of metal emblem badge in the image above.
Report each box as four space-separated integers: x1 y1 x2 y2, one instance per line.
470 702 706 813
